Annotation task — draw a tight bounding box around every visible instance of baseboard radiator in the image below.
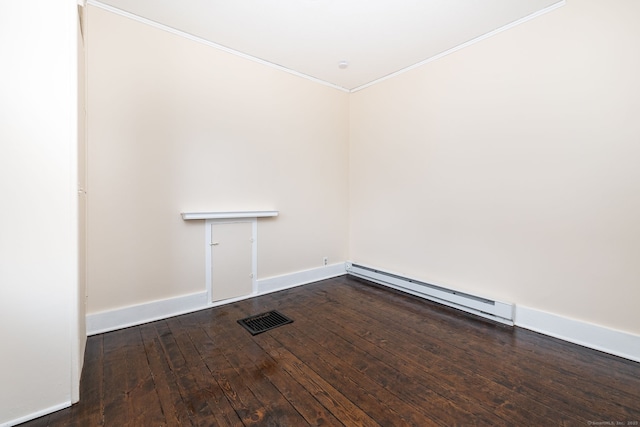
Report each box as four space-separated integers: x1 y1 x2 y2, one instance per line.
346 263 514 325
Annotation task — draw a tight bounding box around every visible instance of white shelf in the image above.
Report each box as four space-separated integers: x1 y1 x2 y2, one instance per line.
181 210 279 220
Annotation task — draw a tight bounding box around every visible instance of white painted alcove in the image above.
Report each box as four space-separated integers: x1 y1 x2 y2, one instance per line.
181 211 278 304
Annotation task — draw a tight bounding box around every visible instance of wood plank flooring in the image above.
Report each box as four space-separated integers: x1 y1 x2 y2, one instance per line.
20 276 640 426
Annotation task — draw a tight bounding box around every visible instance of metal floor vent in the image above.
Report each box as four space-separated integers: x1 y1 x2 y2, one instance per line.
237 310 293 335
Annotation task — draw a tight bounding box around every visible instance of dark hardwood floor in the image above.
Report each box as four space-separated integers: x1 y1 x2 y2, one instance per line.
21 276 640 426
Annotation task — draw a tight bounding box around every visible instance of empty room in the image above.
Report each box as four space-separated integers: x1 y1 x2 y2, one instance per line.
2 0 639 426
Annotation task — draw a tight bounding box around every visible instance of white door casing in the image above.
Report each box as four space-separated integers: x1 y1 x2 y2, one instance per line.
206 219 257 303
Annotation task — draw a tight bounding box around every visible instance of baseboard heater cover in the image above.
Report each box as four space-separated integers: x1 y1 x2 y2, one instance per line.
346 263 514 325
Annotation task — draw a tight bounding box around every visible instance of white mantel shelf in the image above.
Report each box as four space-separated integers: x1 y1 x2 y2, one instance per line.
181 210 279 220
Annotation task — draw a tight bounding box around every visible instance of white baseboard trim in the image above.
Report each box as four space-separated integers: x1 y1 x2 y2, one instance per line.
515 306 640 363
1 401 71 427
345 262 638 363
257 263 347 295
86 264 347 336
85 266 639 364
86 291 209 336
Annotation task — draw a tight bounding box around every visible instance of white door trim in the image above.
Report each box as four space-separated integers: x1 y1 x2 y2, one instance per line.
205 218 258 304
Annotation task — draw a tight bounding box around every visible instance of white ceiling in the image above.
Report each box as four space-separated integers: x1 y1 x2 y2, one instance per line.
91 0 564 91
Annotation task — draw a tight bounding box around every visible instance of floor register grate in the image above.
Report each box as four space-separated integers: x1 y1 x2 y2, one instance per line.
237 310 293 335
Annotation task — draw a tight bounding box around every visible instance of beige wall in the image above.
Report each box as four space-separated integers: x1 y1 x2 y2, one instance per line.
349 0 640 334
88 1 640 337
0 0 81 424
76 4 88 392
87 6 349 314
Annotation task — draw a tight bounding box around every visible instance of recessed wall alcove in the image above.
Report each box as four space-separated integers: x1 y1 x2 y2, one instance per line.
182 211 279 303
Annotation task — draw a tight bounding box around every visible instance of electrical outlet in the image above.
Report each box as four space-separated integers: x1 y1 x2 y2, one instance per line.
323 256 328 266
